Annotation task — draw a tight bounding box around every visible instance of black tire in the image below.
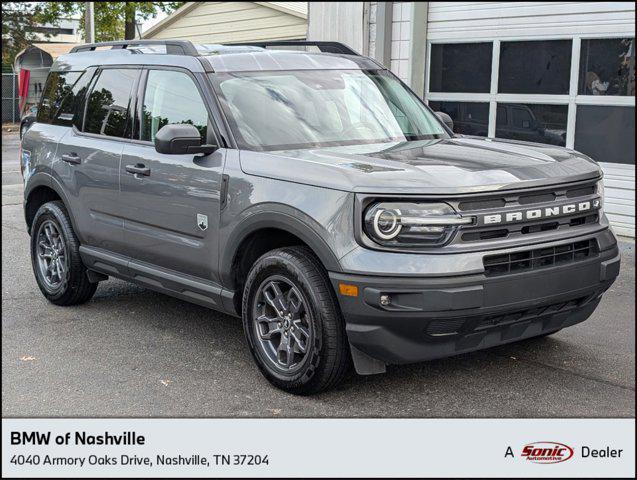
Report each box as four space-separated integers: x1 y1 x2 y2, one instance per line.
30 201 97 306
242 246 350 394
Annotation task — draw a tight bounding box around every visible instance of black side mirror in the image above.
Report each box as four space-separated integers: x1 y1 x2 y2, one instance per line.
154 124 217 155
434 111 454 131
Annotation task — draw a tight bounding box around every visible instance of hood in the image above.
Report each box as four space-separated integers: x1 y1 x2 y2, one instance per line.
239 136 602 194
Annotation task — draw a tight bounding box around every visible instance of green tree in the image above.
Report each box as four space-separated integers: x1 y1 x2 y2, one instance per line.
2 2 184 64
2 2 42 65
34 2 184 41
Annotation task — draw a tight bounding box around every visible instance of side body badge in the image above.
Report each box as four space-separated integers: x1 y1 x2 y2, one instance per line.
197 214 208 231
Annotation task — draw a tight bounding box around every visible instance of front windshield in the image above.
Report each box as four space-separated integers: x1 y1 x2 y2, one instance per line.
211 69 449 151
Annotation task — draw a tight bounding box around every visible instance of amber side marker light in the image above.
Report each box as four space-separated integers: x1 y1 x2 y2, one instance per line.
339 283 359 297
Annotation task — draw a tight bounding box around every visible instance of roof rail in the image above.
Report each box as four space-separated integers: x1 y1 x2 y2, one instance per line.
232 41 358 56
69 40 200 56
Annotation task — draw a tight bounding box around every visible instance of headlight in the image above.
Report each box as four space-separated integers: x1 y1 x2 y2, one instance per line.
363 202 474 247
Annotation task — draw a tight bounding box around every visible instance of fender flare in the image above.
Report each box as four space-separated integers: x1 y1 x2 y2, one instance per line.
219 208 342 287
24 172 79 236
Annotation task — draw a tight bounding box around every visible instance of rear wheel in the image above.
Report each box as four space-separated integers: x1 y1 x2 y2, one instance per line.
242 246 350 394
30 201 97 306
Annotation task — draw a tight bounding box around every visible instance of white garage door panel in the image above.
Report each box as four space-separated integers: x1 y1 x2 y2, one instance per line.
606 204 635 217
600 162 635 237
428 2 636 39
606 216 634 238
604 178 636 191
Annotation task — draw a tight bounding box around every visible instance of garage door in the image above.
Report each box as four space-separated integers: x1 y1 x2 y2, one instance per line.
425 2 635 237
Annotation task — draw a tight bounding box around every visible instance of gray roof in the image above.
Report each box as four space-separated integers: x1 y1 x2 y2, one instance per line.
52 44 381 73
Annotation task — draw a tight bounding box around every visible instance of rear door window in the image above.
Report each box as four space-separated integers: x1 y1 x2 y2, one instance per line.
83 68 138 138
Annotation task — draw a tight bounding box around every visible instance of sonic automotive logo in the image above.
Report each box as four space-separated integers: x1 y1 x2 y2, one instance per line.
521 441 574 464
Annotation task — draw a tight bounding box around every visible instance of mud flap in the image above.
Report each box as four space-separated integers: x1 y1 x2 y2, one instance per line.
350 344 387 375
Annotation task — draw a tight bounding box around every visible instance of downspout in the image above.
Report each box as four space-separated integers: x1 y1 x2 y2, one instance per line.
374 2 393 68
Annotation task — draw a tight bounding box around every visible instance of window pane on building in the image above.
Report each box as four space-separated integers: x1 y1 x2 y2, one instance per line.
429 43 492 93
575 105 635 165
495 103 567 146
428 101 489 136
579 38 635 96
499 40 572 94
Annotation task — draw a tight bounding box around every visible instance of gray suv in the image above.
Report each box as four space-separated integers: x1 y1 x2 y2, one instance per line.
21 40 620 394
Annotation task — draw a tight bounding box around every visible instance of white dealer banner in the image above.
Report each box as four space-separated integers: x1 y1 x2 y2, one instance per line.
2 418 634 477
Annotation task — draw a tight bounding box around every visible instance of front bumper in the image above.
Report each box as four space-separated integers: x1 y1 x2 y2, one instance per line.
330 229 620 369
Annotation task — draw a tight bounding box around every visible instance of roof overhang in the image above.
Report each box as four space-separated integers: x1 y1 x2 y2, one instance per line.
142 2 308 38
14 43 83 70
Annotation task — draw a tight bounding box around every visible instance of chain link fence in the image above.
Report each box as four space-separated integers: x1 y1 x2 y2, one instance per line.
2 69 20 123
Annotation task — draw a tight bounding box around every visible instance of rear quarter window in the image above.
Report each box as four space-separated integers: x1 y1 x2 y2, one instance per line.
37 71 83 124
52 68 94 129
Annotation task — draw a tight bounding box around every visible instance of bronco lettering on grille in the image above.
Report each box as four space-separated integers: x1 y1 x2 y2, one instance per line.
480 199 600 226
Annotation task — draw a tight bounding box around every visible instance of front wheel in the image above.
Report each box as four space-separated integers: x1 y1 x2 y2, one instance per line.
242 246 350 394
30 201 97 306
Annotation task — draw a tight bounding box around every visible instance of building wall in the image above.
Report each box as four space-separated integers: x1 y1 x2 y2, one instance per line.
427 2 635 40
389 2 412 83
30 18 83 44
144 2 307 43
308 2 368 55
368 2 413 83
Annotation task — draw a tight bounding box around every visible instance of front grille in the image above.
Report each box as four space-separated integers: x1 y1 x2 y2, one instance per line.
475 296 586 330
483 239 598 277
425 295 590 337
456 182 597 212
461 212 599 242
450 179 601 246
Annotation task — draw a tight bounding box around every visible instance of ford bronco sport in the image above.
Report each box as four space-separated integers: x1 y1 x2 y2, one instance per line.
21 40 620 394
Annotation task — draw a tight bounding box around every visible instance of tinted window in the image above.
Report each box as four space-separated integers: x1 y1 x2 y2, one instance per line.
495 103 567 146
37 71 83 123
428 101 489 136
575 105 635 165
429 43 492 93
496 105 507 126
140 70 208 142
84 69 137 138
579 38 635 96
499 40 572 94
52 69 94 128
512 107 533 128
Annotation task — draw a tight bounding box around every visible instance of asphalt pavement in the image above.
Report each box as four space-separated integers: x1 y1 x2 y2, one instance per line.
2 130 635 417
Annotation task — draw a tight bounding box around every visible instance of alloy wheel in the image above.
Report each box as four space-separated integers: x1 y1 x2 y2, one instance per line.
36 220 68 291
252 275 312 373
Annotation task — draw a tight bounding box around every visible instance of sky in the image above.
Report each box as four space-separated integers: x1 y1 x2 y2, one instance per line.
141 10 168 34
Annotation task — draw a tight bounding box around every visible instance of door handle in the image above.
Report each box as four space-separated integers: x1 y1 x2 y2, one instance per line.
125 163 151 176
61 153 81 164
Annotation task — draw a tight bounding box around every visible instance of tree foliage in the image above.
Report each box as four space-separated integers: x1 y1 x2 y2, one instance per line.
2 2 41 65
2 2 184 65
